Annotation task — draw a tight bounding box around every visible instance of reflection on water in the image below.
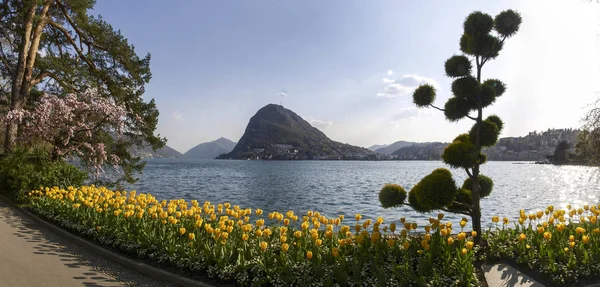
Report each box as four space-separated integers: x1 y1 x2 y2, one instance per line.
125 160 600 229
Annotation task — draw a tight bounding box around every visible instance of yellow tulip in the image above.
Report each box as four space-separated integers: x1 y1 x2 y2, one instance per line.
188 232 195 241
179 227 186 236
457 232 466 241
543 231 552 240
332 247 339 257
447 237 454 245
402 241 410 250
582 235 590 244
315 239 323 247
242 233 249 241
518 233 526 242
437 213 444 220
492 216 499 223
260 241 268 251
306 251 313 259
281 243 289 253
461 248 468 255
387 239 395 248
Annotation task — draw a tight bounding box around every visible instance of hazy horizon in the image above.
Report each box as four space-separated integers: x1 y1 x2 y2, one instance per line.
93 1 600 154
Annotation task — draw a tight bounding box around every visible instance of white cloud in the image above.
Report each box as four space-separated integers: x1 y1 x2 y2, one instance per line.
277 90 288 98
377 73 440 98
306 116 333 130
171 110 184 122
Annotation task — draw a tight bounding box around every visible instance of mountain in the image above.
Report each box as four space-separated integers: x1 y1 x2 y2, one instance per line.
368 144 388 151
375 140 415 155
130 145 182 159
184 138 237 159
392 142 447 160
219 104 375 160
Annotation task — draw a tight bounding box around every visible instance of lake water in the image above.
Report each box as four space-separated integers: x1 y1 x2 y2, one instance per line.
125 159 600 229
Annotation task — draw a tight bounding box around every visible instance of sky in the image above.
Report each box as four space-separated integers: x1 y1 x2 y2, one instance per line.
93 0 600 154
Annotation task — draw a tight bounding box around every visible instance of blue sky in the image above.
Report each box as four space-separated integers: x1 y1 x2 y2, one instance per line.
93 1 600 153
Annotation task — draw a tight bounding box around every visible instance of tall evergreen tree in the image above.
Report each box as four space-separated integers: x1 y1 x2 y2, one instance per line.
378 10 522 243
0 0 165 183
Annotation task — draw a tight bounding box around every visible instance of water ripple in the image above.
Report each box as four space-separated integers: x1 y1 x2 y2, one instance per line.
126 160 600 230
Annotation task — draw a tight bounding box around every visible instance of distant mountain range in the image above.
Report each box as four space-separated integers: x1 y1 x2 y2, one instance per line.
374 140 414 155
218 104 375 160
183 138 236 159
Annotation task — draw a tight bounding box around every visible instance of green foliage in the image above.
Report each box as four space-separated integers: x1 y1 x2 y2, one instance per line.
444 97 471 122
462 175 494 198
480 83 497 107
483 79 506 97
378 184 407 208
442 134 478 169
444 55 472 78
469 120 501 147
412 168 458 211
412 84 436 107
0 149 87 202
463 11 494 37
460 33 504 59
451 76 479 108
408 188 430 213
485 115 504 131
494 10 523 38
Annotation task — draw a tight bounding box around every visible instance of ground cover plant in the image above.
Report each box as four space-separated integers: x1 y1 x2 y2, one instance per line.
28 185 481 287
484 206 600 286
26 185 600 286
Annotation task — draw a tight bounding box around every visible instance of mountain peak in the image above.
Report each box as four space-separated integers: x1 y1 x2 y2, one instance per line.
219 104 374 160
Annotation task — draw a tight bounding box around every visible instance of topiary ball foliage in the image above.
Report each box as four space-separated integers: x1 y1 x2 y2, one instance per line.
460 34 503 59
379 184 407 208
462 174 494 198
485 115 504 131
494 10 522 38
451 76 478 105
413 84 436 107
447 188 472 213
408 188 431 213
480 83 497 107
478 153 488 165
463 11 494 38
442 134 478 169
413 168 458 211
445 55 472 78
469 119 500 147
444 97 471 122
483 79 506 97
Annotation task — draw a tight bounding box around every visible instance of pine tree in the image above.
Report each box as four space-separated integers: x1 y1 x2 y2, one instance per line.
379 10 522 243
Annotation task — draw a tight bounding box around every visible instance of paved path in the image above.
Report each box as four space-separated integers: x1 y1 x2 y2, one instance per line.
483 263 545 287
0 201 173 287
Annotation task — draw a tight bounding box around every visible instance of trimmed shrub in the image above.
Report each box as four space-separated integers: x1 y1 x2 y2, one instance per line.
462 174 494 198
379 184 407 208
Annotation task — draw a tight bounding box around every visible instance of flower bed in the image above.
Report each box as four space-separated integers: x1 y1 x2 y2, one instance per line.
28 186 480 286
26 186 600 286
484 207 600 286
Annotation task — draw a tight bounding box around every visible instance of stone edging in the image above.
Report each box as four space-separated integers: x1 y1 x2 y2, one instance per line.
0 196 215 287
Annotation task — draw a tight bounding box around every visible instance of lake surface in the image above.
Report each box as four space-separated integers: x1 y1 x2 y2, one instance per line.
125 160 600 229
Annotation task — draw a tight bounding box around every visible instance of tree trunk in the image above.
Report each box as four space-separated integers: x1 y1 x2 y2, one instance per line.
471 57 483 244
4 4 35 151
4 0 52 151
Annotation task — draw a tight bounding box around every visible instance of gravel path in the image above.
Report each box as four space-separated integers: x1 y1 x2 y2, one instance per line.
0 200 174 287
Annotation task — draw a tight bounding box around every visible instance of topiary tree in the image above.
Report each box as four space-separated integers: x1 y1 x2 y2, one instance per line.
379 10 521 243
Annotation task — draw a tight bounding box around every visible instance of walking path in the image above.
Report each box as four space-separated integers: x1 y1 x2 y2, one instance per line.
0 200 172 287
483 263 544 287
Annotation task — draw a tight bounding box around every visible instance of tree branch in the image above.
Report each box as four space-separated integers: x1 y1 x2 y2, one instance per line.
466 114 477 121
464 168 473 178
0 42 13 74
48 21 97 70
429 104 445 112
450 201 473 212
55 0 109 51
440 207 471 216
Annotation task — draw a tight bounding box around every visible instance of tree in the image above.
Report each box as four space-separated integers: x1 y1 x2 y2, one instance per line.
379 10 522 243
0 0 165 183
577 101 600 165
553 140 569 164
